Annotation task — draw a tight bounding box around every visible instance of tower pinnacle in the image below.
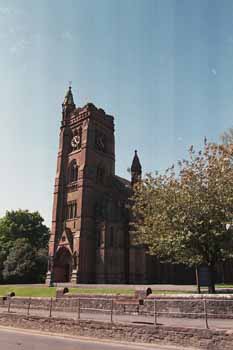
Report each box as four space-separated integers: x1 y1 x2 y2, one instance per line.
131 150 142 185
62 85 76 119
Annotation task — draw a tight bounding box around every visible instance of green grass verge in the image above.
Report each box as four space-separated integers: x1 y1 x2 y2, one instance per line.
0 286 198 297
0 286 136 297
1 285 233 298
216 284 233 288
151 290 196 294
69 288 134 295
0 286 56 297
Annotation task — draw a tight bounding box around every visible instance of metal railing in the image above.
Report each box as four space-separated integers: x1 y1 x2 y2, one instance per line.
1 296 233 330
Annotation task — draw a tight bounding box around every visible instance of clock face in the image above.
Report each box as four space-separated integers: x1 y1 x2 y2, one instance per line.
71 135 81 149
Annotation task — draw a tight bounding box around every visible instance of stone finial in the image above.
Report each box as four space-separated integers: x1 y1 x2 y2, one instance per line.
131 150 142 185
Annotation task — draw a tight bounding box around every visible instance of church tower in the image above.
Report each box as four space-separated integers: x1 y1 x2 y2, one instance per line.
47 86 134 284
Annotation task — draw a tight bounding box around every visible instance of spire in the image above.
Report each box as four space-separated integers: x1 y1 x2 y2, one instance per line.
131 150 142 185
63 85 75 106
62 84 76 120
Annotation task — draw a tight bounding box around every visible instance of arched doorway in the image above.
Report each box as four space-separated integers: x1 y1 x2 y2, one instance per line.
53 247 72 282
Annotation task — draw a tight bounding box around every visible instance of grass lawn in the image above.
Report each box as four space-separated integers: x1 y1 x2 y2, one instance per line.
69 288 134 295
0 286 56 297
0 284 231 297
0 285 197 297
216 284 233 288
0 286 136 297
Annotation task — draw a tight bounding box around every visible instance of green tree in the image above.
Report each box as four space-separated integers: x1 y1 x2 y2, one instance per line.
3 239 37 283
0 249 7 283
0 210 49 283
132 142 233 293
34 247 49 283
0 210 49 249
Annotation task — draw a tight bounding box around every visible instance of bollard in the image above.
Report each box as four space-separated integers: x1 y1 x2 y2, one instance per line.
203 299 209 329
49 297 53 318
110 299 114 323
27 298 31 316
7 299 11 313
154 299 157 325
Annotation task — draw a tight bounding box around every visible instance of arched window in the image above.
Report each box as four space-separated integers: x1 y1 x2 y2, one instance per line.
96 228 104 248
68 160 78 183
96 165 105 184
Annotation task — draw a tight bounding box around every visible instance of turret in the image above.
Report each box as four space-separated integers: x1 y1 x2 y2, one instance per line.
131 150 142 185
62 85 76 121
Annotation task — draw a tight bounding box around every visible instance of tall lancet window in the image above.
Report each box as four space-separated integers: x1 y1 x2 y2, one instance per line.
96 165 105 184
68 160 78 183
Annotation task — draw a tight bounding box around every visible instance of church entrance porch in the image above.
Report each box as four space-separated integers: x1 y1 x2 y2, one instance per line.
53 247 73 283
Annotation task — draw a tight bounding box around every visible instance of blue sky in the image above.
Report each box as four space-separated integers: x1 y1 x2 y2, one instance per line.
1 0 233 225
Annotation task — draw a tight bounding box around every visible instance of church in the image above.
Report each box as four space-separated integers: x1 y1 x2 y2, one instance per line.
47 87 233 285
46 86 147 284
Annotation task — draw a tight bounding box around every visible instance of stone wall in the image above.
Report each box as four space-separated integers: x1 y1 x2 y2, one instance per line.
145 294 233 319
0 312 232 349
3 294 233 319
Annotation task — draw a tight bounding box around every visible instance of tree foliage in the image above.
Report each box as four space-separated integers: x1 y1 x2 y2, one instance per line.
132 141 233 292
220 127 233 145
0 210 49 283
3 239 37 283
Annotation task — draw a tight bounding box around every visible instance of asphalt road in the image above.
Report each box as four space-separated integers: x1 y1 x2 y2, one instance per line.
0 327 193 350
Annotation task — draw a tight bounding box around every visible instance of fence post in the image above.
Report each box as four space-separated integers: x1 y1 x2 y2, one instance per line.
77 298 80 321
154 299 157 325
110 299 114 323
49 297 53 318
203 298 209 329
27 298 31 316
7 298 11 313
